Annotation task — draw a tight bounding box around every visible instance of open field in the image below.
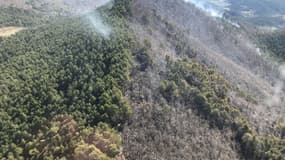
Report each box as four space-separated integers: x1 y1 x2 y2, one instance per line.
0 27 24 37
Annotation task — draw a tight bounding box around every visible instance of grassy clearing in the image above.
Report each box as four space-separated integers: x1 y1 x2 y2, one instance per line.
0 27 24 37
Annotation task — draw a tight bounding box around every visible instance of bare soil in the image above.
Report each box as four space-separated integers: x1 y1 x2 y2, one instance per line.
0 27 24 37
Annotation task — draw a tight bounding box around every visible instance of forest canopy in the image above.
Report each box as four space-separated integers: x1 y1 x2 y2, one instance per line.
259 30 285 61
0 0 133 159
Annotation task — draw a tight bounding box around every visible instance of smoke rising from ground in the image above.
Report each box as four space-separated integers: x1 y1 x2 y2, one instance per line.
84 0 113 38
183 0 229 18
60 0 113 38
183 0 240 28
266 64 285 107
44 0 114 38
87 11 112 38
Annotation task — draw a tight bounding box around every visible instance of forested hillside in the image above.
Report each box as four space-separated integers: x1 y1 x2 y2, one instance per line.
0 7 47 27
0 0 133 159
259 30 285 61
1 0 285 160
161 60 285 160
122 0 285 160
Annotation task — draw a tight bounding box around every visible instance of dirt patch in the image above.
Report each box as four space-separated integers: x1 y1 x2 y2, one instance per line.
0 0 31 9
0 27 24 37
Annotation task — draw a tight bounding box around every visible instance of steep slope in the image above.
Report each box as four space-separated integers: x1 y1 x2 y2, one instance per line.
122 0 285 159
123 61 242 160
128 0 285 136
0 0 285 160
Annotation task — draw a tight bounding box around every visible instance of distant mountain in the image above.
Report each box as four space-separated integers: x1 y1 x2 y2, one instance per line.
0 0 112 15
184 0 285 28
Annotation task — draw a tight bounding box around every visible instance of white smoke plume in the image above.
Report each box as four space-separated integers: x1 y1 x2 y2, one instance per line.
183 0 241 28
86 0 113 38
183 0 229 18
86 11 112 38
72 0 113 38
266 64 285 107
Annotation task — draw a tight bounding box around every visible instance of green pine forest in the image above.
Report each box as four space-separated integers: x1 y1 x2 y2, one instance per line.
0 0 133 159
259 30 285 62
